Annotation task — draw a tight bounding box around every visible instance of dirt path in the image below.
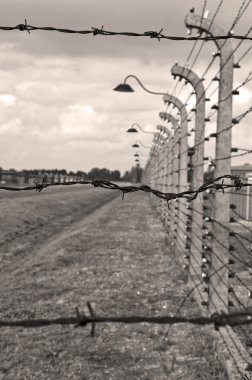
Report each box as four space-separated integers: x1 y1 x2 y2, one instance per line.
0 188 227 379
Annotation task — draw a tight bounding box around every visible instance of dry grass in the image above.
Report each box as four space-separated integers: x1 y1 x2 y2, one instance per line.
0 187 228 379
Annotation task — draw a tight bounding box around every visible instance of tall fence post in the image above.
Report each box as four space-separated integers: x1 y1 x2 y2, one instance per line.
156 124 171 225
153 133 167 215
151 133 163 212
162 95 188 265
150 140 158 207
158 114 178 230
171 63 207 308
184 11 252 380
185 10 233 316
158 113 180 249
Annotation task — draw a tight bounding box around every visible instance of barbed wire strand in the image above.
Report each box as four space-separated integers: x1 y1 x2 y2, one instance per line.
2 303 252 330
0 175 251 203
189 204 252 244
174 213 252 296
174 0 250 122
172 0 224 105
180 207 252 264
2 22 252 41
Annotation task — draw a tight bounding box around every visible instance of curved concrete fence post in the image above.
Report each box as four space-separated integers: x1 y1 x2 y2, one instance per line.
157 118 176 227
152 133 166 210
185 11 233 315
163 95 188 265
159 112 180 245
171 63 207 307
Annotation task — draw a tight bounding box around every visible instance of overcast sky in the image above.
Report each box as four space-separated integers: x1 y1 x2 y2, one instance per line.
0 0 251 174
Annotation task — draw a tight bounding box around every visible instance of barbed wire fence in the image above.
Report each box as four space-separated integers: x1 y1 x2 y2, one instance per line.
0 2 252 379
142 5 252 379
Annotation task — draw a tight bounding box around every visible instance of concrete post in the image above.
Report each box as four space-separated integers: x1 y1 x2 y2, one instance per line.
153 133 167 215
185 11 233 315
171 63 207 307
157 118 176 227
156 125 170 224
158 114 179 238
163 95 188 263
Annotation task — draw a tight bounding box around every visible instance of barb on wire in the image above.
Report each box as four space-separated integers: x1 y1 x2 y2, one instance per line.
175 0 250 116
19 18 30 34
2 305 252 330
1 22 252 41
177 101 252 157
144 28 164 41
0 175 251 202
91 26 105 36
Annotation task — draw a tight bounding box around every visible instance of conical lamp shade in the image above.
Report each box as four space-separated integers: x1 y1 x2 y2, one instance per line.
113 83 134 92
127 128 138 133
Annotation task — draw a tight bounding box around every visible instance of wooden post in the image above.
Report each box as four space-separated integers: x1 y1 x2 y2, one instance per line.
185 10 233 315
163 95 188 264
171 63 207 308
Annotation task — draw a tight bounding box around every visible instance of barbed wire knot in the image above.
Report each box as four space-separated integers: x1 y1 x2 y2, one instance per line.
34 176 46 192
214 179 225 194
18 19 30 34
75 306 88 327
87 301 96 336
92 180 101 187
234 176 243 191
144 28 164 41
75 303 96 336
92 26 105 36
211 311 228 331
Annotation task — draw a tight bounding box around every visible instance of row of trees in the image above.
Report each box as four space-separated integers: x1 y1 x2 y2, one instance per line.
3 165 143 183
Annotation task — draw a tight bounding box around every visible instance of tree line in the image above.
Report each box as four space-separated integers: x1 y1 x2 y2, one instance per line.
3 165 143 183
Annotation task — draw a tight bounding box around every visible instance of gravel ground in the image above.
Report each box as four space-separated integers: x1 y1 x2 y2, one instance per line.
0 186 227 379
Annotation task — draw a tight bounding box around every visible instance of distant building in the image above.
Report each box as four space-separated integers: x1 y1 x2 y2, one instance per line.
231 163 252 221
231 163 252 178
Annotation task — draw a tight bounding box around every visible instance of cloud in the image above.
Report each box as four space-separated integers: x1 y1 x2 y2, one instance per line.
59 104 96 137
0 0 251 173
0 94 16 107
0 118 23 135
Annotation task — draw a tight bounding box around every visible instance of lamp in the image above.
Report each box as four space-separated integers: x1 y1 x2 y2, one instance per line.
127 127 138 133
134 151 148 157
127 123 154 134
132 140 151 149
113 83 134 92
114 75 167 96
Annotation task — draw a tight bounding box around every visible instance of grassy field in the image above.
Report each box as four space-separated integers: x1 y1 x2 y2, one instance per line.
0 185 228 379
